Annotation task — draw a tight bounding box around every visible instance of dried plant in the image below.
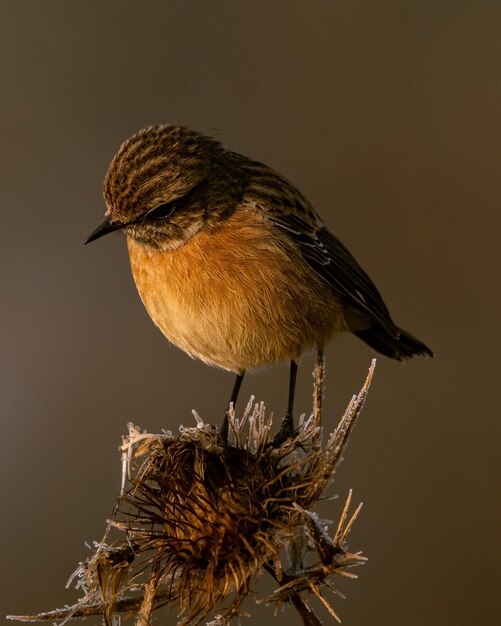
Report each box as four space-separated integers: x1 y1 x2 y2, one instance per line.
8 356 375 626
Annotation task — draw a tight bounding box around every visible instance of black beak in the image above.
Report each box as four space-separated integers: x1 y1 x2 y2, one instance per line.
84 217 125 244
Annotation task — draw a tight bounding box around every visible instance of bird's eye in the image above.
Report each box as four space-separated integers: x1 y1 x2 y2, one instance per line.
148 202 175 220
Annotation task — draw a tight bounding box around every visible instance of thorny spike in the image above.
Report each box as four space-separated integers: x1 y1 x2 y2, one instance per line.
310 584 342 623
340 501 364 546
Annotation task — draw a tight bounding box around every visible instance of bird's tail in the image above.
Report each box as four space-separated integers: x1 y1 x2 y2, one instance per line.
354 324 433 361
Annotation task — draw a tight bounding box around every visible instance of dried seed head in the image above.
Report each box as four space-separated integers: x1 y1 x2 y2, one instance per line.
8 358 374 626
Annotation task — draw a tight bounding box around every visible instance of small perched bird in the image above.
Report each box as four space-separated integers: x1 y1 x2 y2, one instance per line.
86 125 432 440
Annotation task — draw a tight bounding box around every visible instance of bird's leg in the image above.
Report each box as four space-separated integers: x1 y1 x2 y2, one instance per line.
220 371 245 443
286 360 299 426
273 360 298 446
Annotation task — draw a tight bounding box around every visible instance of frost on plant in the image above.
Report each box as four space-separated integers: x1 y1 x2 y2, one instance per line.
8 357 375 626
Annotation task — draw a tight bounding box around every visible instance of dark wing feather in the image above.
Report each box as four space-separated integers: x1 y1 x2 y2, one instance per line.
239 154 399 337
270 210 398 337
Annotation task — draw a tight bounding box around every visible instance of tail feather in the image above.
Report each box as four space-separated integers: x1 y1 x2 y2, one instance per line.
354 325 433 361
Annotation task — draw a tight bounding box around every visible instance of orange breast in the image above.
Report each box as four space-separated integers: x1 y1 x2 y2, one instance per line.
127 209 344 371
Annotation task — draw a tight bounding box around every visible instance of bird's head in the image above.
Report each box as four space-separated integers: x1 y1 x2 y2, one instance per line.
85 125 223 250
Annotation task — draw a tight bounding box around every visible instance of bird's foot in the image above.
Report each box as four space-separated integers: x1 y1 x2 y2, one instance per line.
220 413 230 444
272 412 295 447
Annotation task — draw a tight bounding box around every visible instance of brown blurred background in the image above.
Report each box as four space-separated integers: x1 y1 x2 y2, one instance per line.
1 1 500 624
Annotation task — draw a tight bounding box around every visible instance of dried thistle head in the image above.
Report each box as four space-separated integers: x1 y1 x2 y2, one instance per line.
8 358 375 626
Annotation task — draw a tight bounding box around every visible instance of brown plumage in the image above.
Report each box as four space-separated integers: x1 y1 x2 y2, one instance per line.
127 209 344 372
86 125 432 435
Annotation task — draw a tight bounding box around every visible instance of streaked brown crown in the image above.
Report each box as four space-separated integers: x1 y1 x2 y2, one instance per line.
103 125 222 223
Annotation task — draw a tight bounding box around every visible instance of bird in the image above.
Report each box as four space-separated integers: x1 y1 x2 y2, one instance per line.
86 124 432 442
